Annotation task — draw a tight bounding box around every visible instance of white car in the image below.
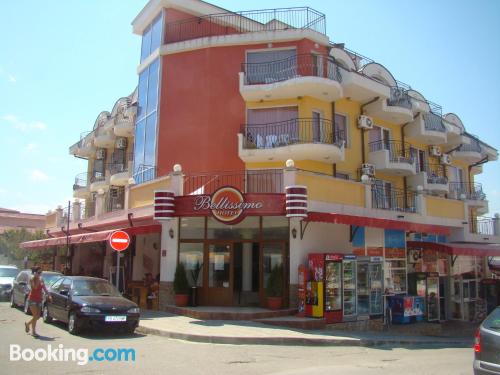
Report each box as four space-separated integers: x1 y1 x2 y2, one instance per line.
0 265 20 300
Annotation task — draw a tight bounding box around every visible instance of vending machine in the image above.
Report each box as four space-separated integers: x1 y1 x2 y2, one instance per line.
306 253 324 318
342 255 357 321
324 254 343 323
408 272 440 321
357 257 384 319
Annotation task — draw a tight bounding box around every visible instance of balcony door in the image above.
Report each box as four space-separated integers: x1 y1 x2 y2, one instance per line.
247 107 298 148
369 126 391 150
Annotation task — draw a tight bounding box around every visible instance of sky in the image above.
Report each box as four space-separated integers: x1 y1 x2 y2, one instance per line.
0 0 499 216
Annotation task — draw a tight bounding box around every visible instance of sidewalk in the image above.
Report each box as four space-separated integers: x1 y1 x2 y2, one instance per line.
137 310 473 347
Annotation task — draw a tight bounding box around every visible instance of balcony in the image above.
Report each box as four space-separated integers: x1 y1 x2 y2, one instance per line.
368 140 416 176
69 131 96 158
73 172 91 199
363 86 414 125
238 118 345 163
405 112 447 145
164 7 326 44
239 54 343 102
449 182 488 215
451 138 483 163
109 155 133 186
114 106 137 138
89 171 110 193
105 187 125 213
371 185 417 213
407 163 448 194
94 126 116 149
470 217 496 236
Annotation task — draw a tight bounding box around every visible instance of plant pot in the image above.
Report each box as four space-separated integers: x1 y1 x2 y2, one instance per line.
175 294 189 307
267 297 283 310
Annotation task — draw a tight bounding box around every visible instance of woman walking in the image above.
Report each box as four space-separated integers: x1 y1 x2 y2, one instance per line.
24 267 52 337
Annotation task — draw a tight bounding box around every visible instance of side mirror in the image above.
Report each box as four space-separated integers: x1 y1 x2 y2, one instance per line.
59 289 69 296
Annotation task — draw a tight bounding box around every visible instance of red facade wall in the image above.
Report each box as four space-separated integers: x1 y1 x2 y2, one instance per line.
157 36 326 176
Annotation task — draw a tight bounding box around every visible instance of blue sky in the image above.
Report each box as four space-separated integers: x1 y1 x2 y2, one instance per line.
0 0 499 215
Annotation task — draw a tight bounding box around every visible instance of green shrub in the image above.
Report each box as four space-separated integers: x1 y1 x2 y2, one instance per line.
266 264 283 297
173 263 190 294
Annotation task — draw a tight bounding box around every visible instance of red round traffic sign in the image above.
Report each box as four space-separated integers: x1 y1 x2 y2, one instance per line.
109 230 130 252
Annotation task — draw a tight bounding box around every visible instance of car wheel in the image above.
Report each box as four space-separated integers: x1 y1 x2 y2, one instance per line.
68 312 80 335
9 292 16 308
126 326 136 335
42 305 52 323
23 297 31 315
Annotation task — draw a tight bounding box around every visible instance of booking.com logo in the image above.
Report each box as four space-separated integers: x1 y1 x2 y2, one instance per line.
10 344 135 366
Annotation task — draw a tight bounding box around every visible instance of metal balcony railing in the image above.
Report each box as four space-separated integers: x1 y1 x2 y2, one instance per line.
369 140 414 165
448 182 486 201
242 54 341 85
470 217 495 236
371 185 417 213
90 171 106 184
133 164 157 185
387 86 412 110
73 172 91 191
105 187 125 213
423 112 446 132
456 138 482 153
183 169 284 195
241 118 345 149
164 7 326 44
83 199 96 219
422 163 448 185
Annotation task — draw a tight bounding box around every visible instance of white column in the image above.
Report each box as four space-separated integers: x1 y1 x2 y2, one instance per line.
242 242 253 292
289 217 304 285
55 206 64 227
364 184 372 209
160 218 179 282
95 190 106 218
283 160 297 189
169 164 184 196
416 186 426 216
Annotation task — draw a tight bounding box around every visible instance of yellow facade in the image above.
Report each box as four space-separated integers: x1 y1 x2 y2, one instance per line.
426 196 465 220
129 177 172 209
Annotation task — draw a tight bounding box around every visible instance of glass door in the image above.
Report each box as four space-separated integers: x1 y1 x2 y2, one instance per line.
426 276 440 321
324 260 342 312
369 262 383 316
343 259 357 318
206 243 232 306
261 243 286 307
357 262 369 316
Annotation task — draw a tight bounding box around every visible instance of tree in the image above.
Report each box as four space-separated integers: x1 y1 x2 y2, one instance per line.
0 229 50 265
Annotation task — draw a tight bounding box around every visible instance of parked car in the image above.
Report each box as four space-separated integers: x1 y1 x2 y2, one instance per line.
474 306 500 375
10 270 62 314
0 265 19 300
43 276 140 335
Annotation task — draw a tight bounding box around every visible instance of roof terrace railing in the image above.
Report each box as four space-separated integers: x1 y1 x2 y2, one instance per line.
165 7 326 44
423 112 447 132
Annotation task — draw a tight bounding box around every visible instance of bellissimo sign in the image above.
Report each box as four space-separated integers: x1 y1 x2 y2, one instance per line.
194 187 263 224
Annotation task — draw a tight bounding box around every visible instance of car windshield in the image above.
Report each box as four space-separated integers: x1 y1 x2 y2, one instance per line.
483 308 500 330
42 274 62 287
0 268 19 278
72 279 121 297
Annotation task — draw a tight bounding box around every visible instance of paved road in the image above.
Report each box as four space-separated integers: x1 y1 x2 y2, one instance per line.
0 302 474 375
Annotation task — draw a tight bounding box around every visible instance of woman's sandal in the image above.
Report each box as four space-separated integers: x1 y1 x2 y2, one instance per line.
24 322 29 333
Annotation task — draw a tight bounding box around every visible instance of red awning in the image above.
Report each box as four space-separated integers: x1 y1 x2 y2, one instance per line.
407 241 500 257
20 224 162 250
305 212 450 235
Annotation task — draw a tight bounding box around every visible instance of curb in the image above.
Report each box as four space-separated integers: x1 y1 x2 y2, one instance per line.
136 325 472 347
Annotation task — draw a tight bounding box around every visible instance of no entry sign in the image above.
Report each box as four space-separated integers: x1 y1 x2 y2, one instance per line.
109 230 130 252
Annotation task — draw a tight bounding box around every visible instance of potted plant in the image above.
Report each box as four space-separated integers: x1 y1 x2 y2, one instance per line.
173 263 190 307
266 264 284 310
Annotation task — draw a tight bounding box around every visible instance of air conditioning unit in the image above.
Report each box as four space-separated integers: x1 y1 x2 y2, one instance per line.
96 148 106 160
441 154 452 165
110 187 119 198
358 115 374 130
116 138 127 149
361 163 375 177
429 145 442 157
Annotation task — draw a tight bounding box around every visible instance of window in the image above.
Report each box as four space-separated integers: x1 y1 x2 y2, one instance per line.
245 49 296 84
140 13 164 63
335 113 349 147
246 107 298 148
335 172 350 180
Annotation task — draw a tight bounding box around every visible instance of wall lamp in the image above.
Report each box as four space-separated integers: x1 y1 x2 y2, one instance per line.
169 228 174 239
291 228 297 239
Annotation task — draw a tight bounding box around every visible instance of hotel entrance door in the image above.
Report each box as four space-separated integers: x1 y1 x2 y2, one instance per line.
206 243 232 306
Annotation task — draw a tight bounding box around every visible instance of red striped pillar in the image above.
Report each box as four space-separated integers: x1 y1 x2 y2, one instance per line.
154 190 175 220
285 185 308 219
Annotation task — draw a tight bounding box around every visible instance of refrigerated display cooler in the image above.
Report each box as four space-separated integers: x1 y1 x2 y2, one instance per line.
408 272 440 321
357 257 384 319
306 253 324 318
324 254 343 323
342 255 357 321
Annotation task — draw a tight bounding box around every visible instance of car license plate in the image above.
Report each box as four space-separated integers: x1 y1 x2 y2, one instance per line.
105 316 127 322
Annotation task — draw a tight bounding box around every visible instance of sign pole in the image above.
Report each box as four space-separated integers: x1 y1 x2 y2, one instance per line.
116 252 120 293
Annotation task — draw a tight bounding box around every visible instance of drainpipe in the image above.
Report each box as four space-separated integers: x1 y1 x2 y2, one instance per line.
360 97 379 165
332 100 336 176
